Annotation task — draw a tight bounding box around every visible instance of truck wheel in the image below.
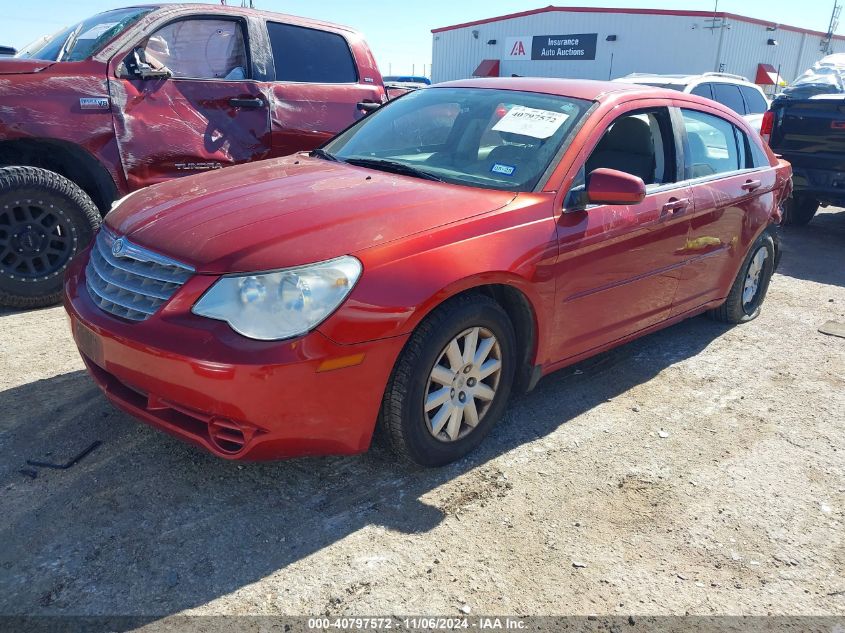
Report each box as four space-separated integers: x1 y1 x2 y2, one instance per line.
707 232 775 324
0 167 100 308
784 196 819 226
379 294 516 467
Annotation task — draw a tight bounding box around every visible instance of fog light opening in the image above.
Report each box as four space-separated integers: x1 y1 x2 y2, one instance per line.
209 417 250 454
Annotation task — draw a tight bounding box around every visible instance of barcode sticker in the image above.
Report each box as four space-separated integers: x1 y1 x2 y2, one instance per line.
492 106 570 139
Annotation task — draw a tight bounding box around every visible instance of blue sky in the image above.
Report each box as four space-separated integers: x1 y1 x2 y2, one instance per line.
1 0 841 75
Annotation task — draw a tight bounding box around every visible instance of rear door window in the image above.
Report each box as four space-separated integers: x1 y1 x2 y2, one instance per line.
681 109 742 177
739 86 768 114
267 22 356 83
690 83 713 100
711 83 747 115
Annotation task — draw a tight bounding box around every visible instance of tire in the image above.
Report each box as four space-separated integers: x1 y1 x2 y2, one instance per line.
0 166 100 308
707 232 776 324
783 195 819 226
380 294 516 467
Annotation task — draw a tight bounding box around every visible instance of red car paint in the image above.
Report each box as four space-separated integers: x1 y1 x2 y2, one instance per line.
64 78 792 460
0 4 387 209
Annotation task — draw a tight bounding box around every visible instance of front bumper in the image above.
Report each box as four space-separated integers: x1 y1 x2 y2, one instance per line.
63 249 408 460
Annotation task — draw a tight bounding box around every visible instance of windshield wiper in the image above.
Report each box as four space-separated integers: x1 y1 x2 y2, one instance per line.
343 157 444 182
310 148 342 162
58 23 83 62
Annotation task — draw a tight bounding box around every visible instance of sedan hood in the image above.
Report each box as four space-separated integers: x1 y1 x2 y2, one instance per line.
106 155 517 274
0 59 55 74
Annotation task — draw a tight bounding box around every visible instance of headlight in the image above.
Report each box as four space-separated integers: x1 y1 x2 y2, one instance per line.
192 256 362 341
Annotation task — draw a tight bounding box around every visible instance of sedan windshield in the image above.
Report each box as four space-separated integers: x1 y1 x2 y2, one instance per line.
324 87 591 192
15 7 153 62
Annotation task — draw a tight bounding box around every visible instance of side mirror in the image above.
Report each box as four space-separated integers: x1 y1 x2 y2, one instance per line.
0 46 17 56
585 168 646 206
132 48 172 80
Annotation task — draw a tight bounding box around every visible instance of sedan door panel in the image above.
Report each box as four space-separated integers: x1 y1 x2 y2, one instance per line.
672 170 777 314
553 186 690 360
671 106 780 314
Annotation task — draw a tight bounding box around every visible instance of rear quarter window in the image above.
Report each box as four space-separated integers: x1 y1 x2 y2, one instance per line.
739 86 768 114
711 83 747 115
267 22 357 83
739 128 771 168
690 83 713 100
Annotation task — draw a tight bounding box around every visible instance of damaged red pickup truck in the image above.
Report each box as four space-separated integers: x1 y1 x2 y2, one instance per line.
0 4 389 307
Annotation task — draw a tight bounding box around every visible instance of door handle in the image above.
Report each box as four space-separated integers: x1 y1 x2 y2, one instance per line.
229 97 264 109
741 179 762 191
662 198 690 215
357 101 381 113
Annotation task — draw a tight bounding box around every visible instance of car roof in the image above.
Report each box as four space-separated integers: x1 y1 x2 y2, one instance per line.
123 3 361 35
431 77 756 131
433 77 680 101
616 73 757 87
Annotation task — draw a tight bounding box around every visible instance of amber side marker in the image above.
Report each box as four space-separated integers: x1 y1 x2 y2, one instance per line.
316 353 366 372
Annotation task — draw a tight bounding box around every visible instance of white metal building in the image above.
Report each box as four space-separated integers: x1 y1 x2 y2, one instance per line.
431 6 845 89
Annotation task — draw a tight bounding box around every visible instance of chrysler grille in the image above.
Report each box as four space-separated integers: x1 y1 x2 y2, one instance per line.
85 229 194 321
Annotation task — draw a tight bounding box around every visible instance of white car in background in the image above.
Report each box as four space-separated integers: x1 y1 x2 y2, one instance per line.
615 72 770 132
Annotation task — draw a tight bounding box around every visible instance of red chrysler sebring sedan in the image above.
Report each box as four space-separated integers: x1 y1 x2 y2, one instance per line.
64 78 792 466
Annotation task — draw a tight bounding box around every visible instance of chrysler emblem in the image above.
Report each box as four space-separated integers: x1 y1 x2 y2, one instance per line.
112 238 126 256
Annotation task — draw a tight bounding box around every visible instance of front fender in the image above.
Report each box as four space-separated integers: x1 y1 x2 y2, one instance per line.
317 193 559 367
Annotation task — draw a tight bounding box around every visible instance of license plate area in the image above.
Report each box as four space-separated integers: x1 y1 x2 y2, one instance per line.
74 318 104 368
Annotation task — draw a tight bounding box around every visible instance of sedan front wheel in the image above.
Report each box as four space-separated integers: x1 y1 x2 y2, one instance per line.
380 294 516 467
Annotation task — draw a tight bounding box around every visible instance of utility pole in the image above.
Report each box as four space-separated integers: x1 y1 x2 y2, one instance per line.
704 0 730 72
704 0 723 32
821 1 841 54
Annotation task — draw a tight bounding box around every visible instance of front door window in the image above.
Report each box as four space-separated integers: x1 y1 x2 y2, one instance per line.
143 19 247 80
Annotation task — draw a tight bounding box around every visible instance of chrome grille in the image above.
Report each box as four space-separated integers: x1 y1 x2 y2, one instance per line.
85 229 194 321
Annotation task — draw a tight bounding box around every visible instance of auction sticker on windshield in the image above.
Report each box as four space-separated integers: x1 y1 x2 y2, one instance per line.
492 105 570 138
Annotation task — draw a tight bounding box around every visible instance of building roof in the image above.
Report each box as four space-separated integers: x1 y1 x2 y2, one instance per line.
431 6 845 42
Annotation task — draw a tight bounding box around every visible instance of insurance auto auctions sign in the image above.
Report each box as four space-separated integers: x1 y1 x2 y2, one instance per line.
505 34 598 61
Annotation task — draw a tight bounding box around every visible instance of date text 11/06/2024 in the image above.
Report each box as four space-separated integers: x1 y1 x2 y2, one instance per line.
306 617 528 629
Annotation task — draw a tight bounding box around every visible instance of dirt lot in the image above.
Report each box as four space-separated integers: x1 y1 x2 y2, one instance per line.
0 208 843 622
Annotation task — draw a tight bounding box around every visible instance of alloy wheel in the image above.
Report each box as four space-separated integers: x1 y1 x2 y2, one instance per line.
0 200 75 282
424 326 503 442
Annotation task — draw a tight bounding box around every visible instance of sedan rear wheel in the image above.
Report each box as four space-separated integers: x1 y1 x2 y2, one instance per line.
707 232 775 324
741 247 768 312
380 294 516 467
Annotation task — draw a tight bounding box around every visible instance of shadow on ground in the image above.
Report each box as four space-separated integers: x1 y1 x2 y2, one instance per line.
0 314 732 619
777 207 845 287
1 208 843 623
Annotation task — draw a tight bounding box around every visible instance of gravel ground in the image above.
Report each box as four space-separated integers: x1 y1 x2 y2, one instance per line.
0 208 843 622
